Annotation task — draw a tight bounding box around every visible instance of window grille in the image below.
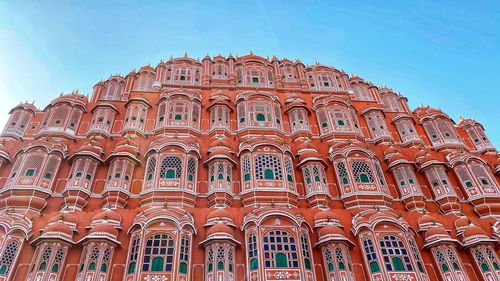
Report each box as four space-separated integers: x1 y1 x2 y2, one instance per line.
363 238 380 273
159 156 182 179
379 236 413 271
255 154 283 180
142 234 175 272
262 230 299 268
0 241 19 276
351 161 375 183
127 235 140 274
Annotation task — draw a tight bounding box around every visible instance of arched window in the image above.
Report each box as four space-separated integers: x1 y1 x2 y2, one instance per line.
363 238 380 273
127 235 140 274
207 248 214 272
159 156 182 179
142 234 175 272
178 235 190 274
248 233 258 270
324 248 335 272
0 241 19 276
300 233 313 270
242 156 251 182
379 236 413 272
187 158 197 182
351 161 375 183
255 155 283 180
262 230 299 268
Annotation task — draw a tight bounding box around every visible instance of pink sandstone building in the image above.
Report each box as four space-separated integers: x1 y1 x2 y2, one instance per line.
0 52 499 281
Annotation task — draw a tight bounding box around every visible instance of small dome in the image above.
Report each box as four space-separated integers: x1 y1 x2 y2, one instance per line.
44 222 73 237
89 222 119 237
463 224 488 239
48 212 78 226
424 226 449 239
206 222 234 237
297 140 317 153
418 212 442 232
384 145 398 156
314 210 340 226
92 209 121 225
299 150 323 162
454 216 470 233
318 225 344 238
415 148 427 160
207 208 234 221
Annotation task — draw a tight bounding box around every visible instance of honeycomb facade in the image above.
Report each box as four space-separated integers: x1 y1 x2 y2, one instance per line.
0 53 499 281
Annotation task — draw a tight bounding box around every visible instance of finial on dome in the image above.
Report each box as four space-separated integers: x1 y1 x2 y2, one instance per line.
60 214 64 222
249 50 253 55
184 52 188 58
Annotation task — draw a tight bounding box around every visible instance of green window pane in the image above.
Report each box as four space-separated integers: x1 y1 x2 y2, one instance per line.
481 179 489 185
321 122 328 128
360 174 370 183
175 114 182 120
442 264 450 272
166 170 176 179
151 256 164 272
264 169 274 180
392 257 405 271
114 172 121 178
86 174 92 180
76 172 83 177
304 258 311 270
452 263 459 270
338 262 345 270
39 262 47 271
250 258 258 270
147 174 153 181
26 169 35 176
0 265 6 275
465 181 473 187
100 263 107 273
88 262 96 270
44 173 52 179
51 264 59 273
408 179 414 184
179 262 188 274
208 263 213 272
328 263 334 272
240 117 245 123
210 175 214 182
370 261 380 273
128 262 136 274
229 264 233 272
306 177 311 184
218 174 224 180
417 261 424 273
244 174 251 181
337 120 345 126
342 178 349 185
180 76 186 81
252 77 259 83
256 113 266 121
481 263 490 272
287 174 293 182
188 174 193 181
314 176 320 182
217 261 224 270
275 253 288 268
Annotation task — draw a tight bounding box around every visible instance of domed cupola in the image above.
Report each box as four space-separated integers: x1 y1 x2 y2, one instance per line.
313 209 341 228
205 207 236 227
460 223 496 248
316 224 354 247
32 213 76 245
205 136 237 207
422 224 456 248
454 214 470 236
79 211 121 246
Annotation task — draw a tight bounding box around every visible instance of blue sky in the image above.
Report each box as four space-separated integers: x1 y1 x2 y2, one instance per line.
0 1 499 146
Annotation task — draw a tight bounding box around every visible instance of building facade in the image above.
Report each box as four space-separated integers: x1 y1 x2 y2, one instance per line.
0 53 499 281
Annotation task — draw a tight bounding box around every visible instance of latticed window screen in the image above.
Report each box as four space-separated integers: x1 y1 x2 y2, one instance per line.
300 233 312 270
145 157 156 182
379 236 413 272
42 155 60 183
22 153 45 177
242 156 251 182
51 247 64 273
470 163 496 188
127 235 140 274
187 158 197 182
408 238 425 273
88 246 100 271
436 119 458 140
380 94 401 112
351 161 375 183
330 108 352 128
0 241 19 276
335 246 350 271
303 167 312 184
262 230 299 268
38 245 52 271
179 235 190 274
142 234 175 272
374 162 387 186
207 248 214 272
159 156 183 179
336 161 350 185
255 154 283 180
248 233 258 270
363 238 380 273
323 247 335 272
455 165 475 188
317 108 329 129
423 122 441 142
101 248 111 273
216 246 225 270
284 157 294 182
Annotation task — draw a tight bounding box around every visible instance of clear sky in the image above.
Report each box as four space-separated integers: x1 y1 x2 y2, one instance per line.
0 1 499 146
